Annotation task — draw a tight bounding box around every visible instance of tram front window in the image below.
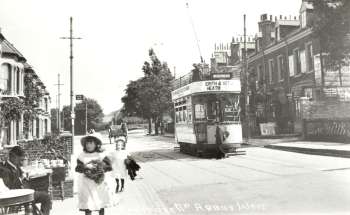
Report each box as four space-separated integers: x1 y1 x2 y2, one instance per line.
207 94 240 123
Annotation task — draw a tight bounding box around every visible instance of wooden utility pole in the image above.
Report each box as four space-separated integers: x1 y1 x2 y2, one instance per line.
60 17 82 145
54 73 64 132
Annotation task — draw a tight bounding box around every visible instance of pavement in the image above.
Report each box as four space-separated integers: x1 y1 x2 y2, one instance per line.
246 135 350 158
164 132 350 158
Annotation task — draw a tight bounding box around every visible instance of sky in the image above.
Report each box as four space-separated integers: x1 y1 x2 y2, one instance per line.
0 0 301 114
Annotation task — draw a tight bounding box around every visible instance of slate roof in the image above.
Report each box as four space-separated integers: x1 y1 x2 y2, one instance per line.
0 34 26 61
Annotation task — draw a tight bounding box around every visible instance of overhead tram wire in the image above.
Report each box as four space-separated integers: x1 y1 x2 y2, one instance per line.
186 2 204 63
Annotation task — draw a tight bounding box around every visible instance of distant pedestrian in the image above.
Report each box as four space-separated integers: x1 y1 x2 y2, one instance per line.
107 125 112 144
75 132 112 215
119 119 128 144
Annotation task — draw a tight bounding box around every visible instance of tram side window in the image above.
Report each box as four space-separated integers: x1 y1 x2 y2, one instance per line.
187 106 192 122
223 95 240 122
182 106 187 122
175 98 190 123
194 104 206 120
207 101 221 122
175 108 179 123
178 107 183 122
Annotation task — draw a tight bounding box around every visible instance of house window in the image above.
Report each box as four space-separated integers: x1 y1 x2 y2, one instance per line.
277 55 285 81
16 67 20 95
32 119 35 137
257 64 264 83
295 99 301 119
16 120 20 140
45 98 48 112
0 63 11 92
306 43 314 72
36 118 40 138
45 119 48 134
0 121 11 147
293 49 301 75
268 59 274 84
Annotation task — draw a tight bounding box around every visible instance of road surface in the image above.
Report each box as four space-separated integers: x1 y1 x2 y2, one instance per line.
53 129 350 214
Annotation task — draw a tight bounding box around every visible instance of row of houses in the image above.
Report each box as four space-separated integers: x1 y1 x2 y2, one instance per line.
0 30 51 147
210 0 350 140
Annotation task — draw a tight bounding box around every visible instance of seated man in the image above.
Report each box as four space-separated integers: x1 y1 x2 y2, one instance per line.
0 146 52 215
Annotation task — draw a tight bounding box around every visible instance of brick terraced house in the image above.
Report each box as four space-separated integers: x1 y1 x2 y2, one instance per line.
247 1 350 140
0 31 51 147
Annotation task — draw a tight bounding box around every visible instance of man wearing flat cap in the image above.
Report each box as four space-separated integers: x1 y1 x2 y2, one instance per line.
0 146 52 215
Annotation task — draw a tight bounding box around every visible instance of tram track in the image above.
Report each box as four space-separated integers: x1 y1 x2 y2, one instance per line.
135 151 185 185
134 150 248 182
139 149 285 178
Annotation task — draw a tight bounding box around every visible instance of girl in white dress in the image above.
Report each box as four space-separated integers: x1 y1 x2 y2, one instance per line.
75 132 112 215
109 139 129 193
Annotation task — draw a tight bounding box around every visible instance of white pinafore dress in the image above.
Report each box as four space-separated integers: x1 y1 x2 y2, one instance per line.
77 151 112 211
110 150 129 179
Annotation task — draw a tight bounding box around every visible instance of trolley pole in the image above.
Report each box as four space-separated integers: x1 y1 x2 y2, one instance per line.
60 17 82 145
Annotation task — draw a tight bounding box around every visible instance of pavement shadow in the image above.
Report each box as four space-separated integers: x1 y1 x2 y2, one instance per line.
131 148 205 163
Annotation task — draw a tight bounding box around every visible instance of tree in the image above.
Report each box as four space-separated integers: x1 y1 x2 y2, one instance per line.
0 71 44 141
310 0 350 69
62 105 71 132
122 49 174 135
22 72 44 137
74 98 104 135
0 97 25 124
50 108 59 134
121 80 144 118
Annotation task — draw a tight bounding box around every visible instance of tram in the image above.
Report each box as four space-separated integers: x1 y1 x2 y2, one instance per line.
171 77 243 157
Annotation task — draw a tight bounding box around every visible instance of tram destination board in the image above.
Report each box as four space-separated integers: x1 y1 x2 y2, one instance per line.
211 73 232 80
172 79 241 100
